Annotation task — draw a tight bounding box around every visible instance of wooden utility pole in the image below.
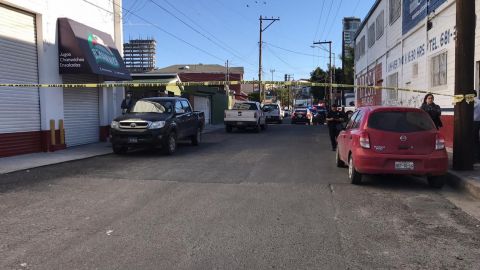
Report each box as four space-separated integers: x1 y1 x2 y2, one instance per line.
258 16 280 103
313 41 333 105
453 0 476 170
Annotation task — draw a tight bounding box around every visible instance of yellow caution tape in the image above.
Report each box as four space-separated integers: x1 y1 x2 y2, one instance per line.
465 94 476 104
0 81 457 98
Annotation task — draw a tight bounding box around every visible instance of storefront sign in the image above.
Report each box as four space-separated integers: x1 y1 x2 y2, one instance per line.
58 18 131 80
403 0 447 35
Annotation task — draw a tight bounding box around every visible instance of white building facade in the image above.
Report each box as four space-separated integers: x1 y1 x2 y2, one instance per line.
0 0 129 157
354 0 479 147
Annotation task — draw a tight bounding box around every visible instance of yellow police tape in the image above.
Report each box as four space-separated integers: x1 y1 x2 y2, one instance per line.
0 81 476 104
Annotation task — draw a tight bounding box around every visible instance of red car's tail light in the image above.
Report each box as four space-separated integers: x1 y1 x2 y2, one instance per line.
359 132 371 149
435 133 445 150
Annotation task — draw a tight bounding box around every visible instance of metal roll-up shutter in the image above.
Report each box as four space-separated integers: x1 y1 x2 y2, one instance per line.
194 96 211 125
63 74 100 147
0 4 41 156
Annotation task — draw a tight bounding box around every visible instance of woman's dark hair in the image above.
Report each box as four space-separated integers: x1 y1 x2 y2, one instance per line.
423 93 434 104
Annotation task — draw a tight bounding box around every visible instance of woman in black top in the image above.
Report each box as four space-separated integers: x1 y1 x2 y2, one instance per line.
420 93 442 129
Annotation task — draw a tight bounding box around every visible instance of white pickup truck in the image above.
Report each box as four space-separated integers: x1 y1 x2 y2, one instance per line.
224 102 267 133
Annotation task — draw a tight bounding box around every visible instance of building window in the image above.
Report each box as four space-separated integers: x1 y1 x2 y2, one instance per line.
412 62 419 78
387 72 398 100
376 11 384 40
360 35 366 56
431 52 447 87
368 23 376 48
389 0 401 25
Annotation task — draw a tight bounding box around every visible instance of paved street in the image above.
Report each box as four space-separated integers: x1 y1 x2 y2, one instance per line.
1 123 480 269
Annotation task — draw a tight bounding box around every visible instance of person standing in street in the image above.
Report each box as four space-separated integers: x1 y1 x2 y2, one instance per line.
326 104 346 151
121 91 134 114
474 94 480 161
420 93 442 129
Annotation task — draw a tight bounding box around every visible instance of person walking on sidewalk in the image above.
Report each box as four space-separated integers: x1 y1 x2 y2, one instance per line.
420 93 442 129
326 104 346 151
474 95 480 161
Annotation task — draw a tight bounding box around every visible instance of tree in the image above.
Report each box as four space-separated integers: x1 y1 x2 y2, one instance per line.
310 67 328 102
340 46 355 85
248 92 260 102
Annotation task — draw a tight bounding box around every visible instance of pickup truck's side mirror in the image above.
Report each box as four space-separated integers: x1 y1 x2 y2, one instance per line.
175 108 185 114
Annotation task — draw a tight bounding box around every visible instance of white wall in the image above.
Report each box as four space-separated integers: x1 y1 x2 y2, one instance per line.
0 0 122 129
355 0 457 111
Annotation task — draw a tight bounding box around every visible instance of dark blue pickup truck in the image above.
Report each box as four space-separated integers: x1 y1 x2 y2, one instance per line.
110 97 204 155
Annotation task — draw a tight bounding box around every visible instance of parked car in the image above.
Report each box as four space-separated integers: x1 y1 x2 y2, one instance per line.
224 101 267 132
110 97 204 155
312 107 327 125
291 108 313 125
335 106 448 188
263 103 284 124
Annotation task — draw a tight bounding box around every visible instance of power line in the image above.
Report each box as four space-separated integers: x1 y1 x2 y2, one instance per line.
264 42 330 58
318 0 334 41
148 0 253 66
313 0 326 41
106 0 226 62
325 0 344 39
352 0 361 16
158 0 255 67
265 46 300 71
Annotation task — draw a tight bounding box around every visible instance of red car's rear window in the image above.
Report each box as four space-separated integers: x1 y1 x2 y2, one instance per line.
368 111 435 133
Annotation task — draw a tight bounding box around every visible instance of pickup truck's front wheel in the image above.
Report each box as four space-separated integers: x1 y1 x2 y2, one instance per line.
163 132 177 155
112 144 128 155
191 127 201 146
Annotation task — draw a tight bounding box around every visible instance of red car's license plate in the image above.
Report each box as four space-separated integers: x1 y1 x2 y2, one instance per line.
395 161 414 170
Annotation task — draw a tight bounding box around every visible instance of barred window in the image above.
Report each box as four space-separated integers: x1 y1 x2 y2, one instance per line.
387 72 398 100
360 36 366 56
389 0 401 25
368 23 376 48
431 52 447 87
376 11 384 40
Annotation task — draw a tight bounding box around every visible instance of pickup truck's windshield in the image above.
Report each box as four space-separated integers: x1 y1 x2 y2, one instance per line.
131 100 173 113
232 103 257 110
263 104 279 110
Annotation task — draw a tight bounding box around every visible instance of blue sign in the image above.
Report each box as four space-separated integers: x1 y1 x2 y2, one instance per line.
402 0 448 35
403 0 427 35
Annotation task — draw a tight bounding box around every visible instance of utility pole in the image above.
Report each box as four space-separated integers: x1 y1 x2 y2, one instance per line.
270 68 275 93
453 0 476 170
259 16 280 103
313 41 333 105
225 60 230 108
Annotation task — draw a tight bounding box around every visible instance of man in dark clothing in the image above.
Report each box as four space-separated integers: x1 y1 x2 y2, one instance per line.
326 104 346 151
121 91 134 114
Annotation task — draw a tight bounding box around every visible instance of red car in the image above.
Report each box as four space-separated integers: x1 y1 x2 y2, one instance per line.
335 106 448 188
291 108 313 125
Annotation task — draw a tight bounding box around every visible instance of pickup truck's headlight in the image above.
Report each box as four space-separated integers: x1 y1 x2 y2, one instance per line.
149 121 166 129
110 121 119 129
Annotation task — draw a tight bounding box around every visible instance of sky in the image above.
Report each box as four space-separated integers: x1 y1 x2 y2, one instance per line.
122 0 376 81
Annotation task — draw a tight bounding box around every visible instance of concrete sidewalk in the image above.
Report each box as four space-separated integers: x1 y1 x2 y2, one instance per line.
446 150 480 200
0 124 224 175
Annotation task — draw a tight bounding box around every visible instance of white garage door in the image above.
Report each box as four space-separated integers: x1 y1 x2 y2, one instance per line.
194 96 211 125
0 5 40 135
63 75 100 147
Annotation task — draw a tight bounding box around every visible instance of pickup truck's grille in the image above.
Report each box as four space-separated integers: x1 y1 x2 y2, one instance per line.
119 120 149 129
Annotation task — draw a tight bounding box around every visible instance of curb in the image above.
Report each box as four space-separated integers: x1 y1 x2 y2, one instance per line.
446 170 480 200
0 152 113 176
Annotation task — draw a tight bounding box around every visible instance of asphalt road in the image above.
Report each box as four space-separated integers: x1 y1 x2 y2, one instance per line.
1 122 480 269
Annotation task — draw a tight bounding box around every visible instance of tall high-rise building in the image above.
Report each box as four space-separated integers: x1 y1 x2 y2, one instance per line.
123 39 156 73
342 17 361 68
